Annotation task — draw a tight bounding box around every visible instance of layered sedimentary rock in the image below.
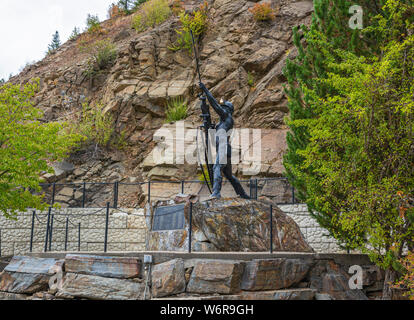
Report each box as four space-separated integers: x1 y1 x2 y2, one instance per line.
57 273 145 300
0 256 62 294
151 258 186 298
0 254 388 300
9 1 316 190
64 254 141 279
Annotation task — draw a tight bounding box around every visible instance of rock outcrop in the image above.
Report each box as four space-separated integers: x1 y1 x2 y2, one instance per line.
9 0 315 192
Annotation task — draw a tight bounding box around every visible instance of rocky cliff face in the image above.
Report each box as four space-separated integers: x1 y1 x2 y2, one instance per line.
11 0 314 197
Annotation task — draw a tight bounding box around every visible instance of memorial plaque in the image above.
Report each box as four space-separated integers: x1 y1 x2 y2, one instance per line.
152 204 186 231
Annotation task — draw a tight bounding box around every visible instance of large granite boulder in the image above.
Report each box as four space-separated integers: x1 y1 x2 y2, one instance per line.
186 260 245 295
241 259 313 291
309 260 369 300
151 259 186 298
64 255 141 279
57 273 144 300
0 256 62 294
187 199 314 253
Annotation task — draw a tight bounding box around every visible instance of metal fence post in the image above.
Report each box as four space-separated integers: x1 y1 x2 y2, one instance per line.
292 187 296 204
255 179 258 200
51 183 56 206
113 182 119 209
30 211 35 253
78 223 81 252
82 182 86 208
104 202 110 253
270 205 273 254
65 218 69 252
249 179 253 199
189 202 193 254
44 207 52 252
49 214 54 252
148 181 151 204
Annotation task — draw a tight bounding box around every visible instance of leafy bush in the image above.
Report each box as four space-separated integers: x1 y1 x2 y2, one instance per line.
165 96 188 123
169 1 209 54
108 3 124 19
70 102 124 150
247 71 255 87
249 2 276 21
393 252 414 300
172 0 185 16
0 80 82 217
86 14 102 34
81 39 118 78
198 165 211 184
132 0 171 32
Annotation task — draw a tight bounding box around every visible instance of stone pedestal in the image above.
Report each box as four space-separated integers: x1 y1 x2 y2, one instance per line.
147 198 314 253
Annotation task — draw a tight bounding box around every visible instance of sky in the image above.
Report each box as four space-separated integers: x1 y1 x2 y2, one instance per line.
0 0 116 80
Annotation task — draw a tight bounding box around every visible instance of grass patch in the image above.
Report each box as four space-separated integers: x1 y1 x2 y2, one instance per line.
132 0 171 32
165 96 188 123
80 39 118 78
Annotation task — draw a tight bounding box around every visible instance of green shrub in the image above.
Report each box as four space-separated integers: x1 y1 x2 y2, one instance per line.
247 71 255 87
132 0 171 32
249 2 277 22
198 165 211 184
70 102 126 150
86 14 101 34
169 1 209 54
165 96 188 123
81 39 118 78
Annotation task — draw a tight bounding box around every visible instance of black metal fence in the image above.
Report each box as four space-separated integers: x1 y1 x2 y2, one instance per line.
29 203 114 254
37 177 297 209
14 177 298 255
24 201 278 255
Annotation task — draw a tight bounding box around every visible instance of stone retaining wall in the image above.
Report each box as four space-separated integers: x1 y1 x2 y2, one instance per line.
0 205 342 256
279 204 343 253
0 253 389 300
0 208 147 256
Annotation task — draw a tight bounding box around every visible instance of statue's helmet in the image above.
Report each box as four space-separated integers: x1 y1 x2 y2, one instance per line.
223 101 234 114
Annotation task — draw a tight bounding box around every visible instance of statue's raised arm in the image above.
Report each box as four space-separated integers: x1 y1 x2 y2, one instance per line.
199 82 227 120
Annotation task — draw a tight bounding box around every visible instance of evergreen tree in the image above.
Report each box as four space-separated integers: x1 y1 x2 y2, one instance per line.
86 14 101 34
282 0 386 247
117 0 134 14
283 0 414 298
69 27 80 41
0 79 4 85
47 31 61 54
